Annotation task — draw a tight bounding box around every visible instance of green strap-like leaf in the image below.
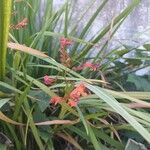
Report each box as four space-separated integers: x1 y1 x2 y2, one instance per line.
85 84 150 144
0 98 11 108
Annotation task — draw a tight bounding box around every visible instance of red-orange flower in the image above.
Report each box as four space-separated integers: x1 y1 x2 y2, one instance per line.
70 83 87 100
50 84 88 108
60 37 72 49
68 100 77 107
68 83 88 107
50 96 63 106
73 62 99 71
43 75 55 85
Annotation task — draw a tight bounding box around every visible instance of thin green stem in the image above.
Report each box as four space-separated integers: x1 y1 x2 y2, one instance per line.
0 0 12 80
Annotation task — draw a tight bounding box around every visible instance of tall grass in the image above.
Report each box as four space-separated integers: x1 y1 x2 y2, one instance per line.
1 0 150 149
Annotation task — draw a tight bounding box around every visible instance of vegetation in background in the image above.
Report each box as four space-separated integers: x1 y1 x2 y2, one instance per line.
0 0 150 149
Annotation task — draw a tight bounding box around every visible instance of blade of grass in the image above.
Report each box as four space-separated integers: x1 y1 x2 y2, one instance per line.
64 0 68 37
13 84 31 120
24 105 34 146
105 89 150 106
88 125 102 150
6 124 21 150
76 106 89 135
75 0 140 61
44 31 94 45
13 70 56 96
70 0 97 35
85 84 150 144
23 98 45 150
71 0 108 55
0 98 11 108
0 111 23 125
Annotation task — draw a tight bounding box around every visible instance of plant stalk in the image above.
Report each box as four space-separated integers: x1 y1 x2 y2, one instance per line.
0 0 12 80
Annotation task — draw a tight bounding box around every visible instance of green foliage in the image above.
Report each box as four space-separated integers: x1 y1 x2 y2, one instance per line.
0 98 11 109
0 144 7 150
0 0 12 80
125 139 148 150
127 74 150 91
0 0 150 150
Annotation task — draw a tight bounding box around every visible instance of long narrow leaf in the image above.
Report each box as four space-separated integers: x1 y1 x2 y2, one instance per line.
0 98 11 108
71 0 108 55
85 84 150 144
76 0 140 61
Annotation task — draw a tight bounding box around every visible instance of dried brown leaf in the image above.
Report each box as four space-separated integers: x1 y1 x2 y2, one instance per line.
8 42 48 58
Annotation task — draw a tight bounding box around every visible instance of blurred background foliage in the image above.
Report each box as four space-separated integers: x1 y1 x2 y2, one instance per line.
0 0 150 149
